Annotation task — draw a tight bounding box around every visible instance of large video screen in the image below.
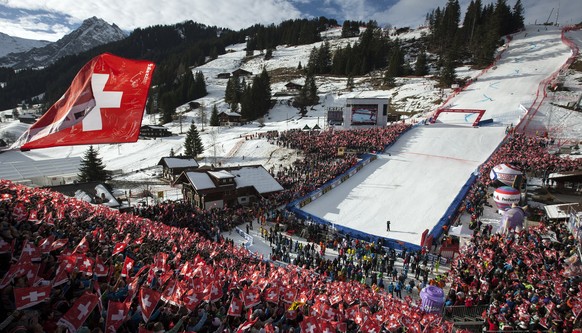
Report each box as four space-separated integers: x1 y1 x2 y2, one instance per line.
351 105 377 125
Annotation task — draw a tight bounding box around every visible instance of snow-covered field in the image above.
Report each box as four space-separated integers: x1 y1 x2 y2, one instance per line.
0 24 580 247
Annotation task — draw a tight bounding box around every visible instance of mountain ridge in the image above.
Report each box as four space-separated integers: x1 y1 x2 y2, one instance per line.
0 16 126 69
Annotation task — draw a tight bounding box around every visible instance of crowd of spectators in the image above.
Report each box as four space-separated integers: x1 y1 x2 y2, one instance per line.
446 133 582 332
0 179 453 333
0 123 580 333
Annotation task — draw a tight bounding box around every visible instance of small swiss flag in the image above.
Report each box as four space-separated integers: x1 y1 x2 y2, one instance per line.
14 286 51 310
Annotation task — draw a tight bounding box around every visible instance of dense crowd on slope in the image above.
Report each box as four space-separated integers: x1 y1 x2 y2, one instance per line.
448 133 582 332
0 125 580 333
0 180 453 333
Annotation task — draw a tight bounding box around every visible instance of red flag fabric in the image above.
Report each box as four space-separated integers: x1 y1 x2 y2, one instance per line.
112 242 127 256
52 262 70 287
94 256 109 277
73 236 90 254
15 53 155 150
106 301 129 333
139 287 161 323
228 297 243 317
58 292 99 333
206 281 223 303
38 235 55 254
263 286 279 304
0 237 13 254
242 287 261 309
236 317 258 333
299 316 321 333
182 290 203 313
14 286 51 310
121 256 135 277
50 239 68 252
19 240 41 263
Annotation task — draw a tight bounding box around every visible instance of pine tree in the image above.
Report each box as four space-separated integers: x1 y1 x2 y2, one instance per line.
414 50 429 76
184 121 204 158
210 104 220 126
511 0 525 32
78 146 109 182
170 148 175 157
439 55 457 87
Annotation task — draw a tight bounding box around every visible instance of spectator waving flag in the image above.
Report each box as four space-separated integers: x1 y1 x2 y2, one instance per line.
14 285 51 310
58 292 99 333
13 53 155 151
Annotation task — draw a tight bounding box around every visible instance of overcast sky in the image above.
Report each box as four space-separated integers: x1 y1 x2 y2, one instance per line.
0 0 580 41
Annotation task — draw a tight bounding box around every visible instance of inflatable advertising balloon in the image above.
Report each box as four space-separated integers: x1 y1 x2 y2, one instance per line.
498 205 526 233
493 186 521 211
489 163 523 187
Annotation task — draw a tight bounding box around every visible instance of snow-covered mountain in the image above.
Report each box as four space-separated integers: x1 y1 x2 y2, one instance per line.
0 16 126 69
0 32 50 58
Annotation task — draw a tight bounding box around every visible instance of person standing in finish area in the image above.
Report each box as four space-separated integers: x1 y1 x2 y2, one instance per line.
386 220 391 232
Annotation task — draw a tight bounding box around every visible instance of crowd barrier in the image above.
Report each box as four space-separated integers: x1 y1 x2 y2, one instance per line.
516 26 580 134
235 226 253 247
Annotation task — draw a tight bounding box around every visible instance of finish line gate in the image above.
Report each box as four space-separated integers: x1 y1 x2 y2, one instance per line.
430 108 486 127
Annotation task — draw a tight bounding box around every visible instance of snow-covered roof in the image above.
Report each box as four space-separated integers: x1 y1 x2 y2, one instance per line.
160 157 199 169
208 170 234 179
185 172 216 190
544 203 581 220
142 125 168 130
0 157 82 181
231 165 283 194
219 111 241 117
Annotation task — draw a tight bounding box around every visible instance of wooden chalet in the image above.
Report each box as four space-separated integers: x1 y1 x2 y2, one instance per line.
217 72 231 79
285 82 303 92
174 165 283 209
140 125 172 138
18 113 37 124
232 68 252 77
157 157 199 182
218 111 242 126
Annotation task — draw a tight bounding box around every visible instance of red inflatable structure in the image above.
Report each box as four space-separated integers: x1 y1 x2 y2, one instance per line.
430 108 486 127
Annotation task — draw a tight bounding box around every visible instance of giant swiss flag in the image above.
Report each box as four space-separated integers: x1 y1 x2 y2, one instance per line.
14 53 155 150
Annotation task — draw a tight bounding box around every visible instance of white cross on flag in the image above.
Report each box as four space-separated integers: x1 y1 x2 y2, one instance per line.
19 240 41 263
206 280 223 303
58 292 99 333
227 297 243 317
299 316 321 333
359 318 381 333
106 300 129 333
112 242 127 256
94 256 109 277
139 287 161 323
73 236 90 254
235 317 258 333
13 53 155 150
263 286 279 304
182 291 203 313
78 255 94 275
38 235 55 254
50 238 68 252
242 287 261 309
120 256 135 277
14 285 51 310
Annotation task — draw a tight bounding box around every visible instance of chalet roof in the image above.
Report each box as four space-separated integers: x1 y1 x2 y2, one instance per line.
230 165 283 194
548 170 582 180
158 157 199 169
0 157 82 181
218 111 241 117
142 125 168 130
184 172 216 190
208 170 235 179
544 203 581 220
176 165 283 194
